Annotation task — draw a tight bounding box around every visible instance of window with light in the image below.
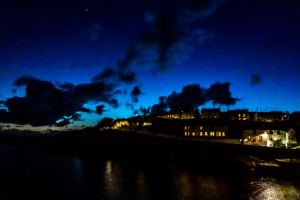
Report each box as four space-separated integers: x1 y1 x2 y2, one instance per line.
277 136 281 141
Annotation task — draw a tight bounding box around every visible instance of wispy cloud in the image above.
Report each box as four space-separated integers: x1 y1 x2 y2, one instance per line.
250 74 262 86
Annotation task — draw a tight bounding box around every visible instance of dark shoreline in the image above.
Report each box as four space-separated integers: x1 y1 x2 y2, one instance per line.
0 130 261 169
2 129 300 173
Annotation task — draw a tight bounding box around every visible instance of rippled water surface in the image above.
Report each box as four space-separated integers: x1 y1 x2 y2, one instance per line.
0 144 300 199
245 177 300 200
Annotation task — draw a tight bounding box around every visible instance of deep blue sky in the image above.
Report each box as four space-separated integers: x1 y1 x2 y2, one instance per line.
1 0 300 131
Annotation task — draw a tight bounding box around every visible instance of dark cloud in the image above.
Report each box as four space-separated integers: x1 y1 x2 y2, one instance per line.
113 90 122 95
108 99 119 109
0 76 118 126
92 68 115 83
126 103 139 115
126 103 135 111
118 71 136 83
0 101 5 105
73 81 116 103
130 86 143 103
92 68 136 84
77 107 93 113
117 0 223 73
69 113 84 121
117 44 141 69
12 89 16 94
133 109 139 115
6 125 11 128
54 119 71 127
96 105 106 115
86 23 102 42
151 96 168 114
140 106 150 115
166 84 206 112
151 82 239 113
124 89 127 95
250 74 262 86
81 125 85 127
56 82 74 90
126 103 133 108
13 76 40 86
89 0 224 87
15 125 23 128
205 82 239 105
141 10 191 71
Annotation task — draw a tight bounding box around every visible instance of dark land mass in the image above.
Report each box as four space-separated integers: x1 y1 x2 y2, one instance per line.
2 128 299 172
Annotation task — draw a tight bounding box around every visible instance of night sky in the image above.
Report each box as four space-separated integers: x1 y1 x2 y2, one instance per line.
1 0 300 131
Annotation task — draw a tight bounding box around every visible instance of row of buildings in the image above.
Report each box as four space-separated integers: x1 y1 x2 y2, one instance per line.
159 107 290 122
97 108 299 148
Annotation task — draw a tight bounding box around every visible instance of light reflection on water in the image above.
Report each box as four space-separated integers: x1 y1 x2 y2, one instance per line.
171 169 232 199
246 177 300 200
1 144 300 199
173 171 192 199
104 160 120 198
136 169 148 198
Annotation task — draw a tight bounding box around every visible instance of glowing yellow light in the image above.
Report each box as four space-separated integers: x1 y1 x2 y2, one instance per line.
263 132 268 138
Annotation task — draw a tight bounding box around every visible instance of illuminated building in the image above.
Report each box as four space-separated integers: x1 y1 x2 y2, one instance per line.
201 107 220 119
226 109 249 120
182 119 228 138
